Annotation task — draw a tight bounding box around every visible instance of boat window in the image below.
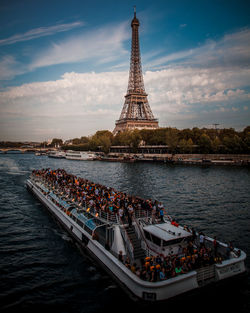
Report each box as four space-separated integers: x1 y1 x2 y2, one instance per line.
144 230 161 246
144 230 151 241
151 234 161 246
162 238 184 246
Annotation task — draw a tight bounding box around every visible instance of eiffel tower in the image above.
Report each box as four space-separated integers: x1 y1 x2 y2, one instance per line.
113 8 159 134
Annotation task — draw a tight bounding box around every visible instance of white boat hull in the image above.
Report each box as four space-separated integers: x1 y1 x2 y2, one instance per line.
65 150 95 161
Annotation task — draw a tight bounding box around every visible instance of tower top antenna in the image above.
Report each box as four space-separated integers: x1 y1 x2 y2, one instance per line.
134 5 136 17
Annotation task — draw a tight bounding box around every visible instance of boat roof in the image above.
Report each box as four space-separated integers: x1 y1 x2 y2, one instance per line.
143 222 191 242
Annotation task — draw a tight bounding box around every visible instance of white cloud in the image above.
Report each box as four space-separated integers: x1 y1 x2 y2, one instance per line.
145 67 250 113
0 20 130 80
29 22 130 70
148 50 194 68
148 28 250 69
0 64 249 140
0 71 128 140
0 55 26 80
0 21 84 46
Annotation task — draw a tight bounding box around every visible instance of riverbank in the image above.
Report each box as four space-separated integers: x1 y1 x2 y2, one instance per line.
106 153 250 166
3 149 249 166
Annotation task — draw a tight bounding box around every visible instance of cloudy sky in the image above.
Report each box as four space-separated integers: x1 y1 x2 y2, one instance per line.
0 0 250 141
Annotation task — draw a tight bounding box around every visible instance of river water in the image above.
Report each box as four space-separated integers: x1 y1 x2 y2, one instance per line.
0 153 249 313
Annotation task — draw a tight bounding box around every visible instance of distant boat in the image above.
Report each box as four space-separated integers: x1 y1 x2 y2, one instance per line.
65 150 96 161
47 151 66 159
35 150 47 156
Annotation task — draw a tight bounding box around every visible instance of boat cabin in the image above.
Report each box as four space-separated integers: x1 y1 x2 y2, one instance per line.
143 222 192 256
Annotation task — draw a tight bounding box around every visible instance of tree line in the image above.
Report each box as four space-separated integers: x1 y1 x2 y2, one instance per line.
60 126 250 154
1 126 249 154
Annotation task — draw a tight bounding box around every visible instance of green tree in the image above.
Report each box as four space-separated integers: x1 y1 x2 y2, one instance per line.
219 128 237 143
179 139 187 153
150 128 168 145
130 129 142 152
88 136 99 151
180 128 193 141
39 141 48 148
99 135 112 154
51 138 63 147
222 135 244 153
199 133 212 153
80 136 89 144
211 137 222 153
179 137 195 153
186 138 194 153
165 128 179 153
243 129 250 153
88 130 113 154
113 130 131 146
72 138 81 145
139 129 153 145
232 135 244 153
191 127 203 144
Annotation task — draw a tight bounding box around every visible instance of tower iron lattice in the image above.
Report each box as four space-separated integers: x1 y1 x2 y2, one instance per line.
113 8 159 134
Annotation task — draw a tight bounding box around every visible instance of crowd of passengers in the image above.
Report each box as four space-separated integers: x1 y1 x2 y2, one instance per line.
32 168 166 221
32 168 241 282
119 237 241 282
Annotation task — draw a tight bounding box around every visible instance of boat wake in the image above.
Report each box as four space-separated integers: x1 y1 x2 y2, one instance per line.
104 285 118 291
0 157 29 175
61 234 72 242
87 266 97 272
90 273 102 281
51 229 72 242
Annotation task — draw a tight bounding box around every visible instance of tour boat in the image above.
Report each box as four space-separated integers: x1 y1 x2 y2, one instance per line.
65 150 96 160
26 170 247 302
47 151 66 158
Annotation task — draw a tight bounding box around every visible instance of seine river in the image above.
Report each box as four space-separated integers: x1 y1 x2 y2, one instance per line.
0 153 249 313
